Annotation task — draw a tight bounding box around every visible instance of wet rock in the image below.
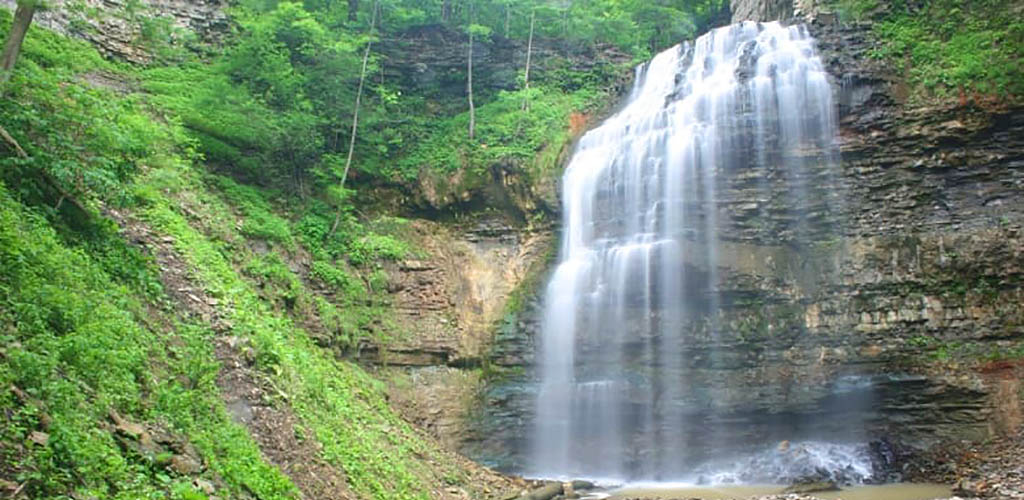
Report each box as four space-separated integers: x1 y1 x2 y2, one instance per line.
952 478 983 497
782 480 840 494
468 10 1024 474
730 0 794 22
519 482 562 500
562 481 577 499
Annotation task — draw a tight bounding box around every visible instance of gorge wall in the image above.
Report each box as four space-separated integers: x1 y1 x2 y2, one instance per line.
464 11 1024 475
1 0 228 62
731 0 823 23
18 0 1019 480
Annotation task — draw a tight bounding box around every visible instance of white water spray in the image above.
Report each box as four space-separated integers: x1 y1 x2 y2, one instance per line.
532 21 840 481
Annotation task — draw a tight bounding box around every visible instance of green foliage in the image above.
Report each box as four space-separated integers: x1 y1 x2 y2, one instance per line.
0 18 472 497
367 0 726 56
0 183 298 499
0 12 181 208
133 161 461 499
136 0 728 197
346 231 410 265
212 176 295 246
833 0 1024 99
831 0 877 22
310 260 364 295
245 252 297 286
385 85 603 181
907 335 1024 364
295 201 411 266
0 2 756 498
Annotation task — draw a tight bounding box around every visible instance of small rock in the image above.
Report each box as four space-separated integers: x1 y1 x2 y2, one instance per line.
168 454 203 475
563 481 577 499
212 319 234 333
953 478 982 496
137 433 165 457
29 431 49 446
194 478 216 495
109 410 146 439
37 411 53 430
782 480 839 494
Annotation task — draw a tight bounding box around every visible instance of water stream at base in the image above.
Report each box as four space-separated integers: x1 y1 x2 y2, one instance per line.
605 483 952 500
530 21 846 482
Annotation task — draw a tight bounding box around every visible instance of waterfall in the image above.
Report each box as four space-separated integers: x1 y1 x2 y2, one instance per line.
531 21 842 482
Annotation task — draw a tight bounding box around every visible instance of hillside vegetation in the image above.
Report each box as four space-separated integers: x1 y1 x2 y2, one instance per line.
3 0 1016 498
0 1 726 498
831 0 1023 101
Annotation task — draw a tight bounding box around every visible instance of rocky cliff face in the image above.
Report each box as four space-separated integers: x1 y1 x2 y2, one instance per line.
731 0 794 22
361 218 551 367
379 25 632 216
465 13 1024 473
2 0 228 62
731 0 824 22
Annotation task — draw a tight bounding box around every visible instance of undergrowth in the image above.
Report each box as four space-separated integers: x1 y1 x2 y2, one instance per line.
133 160 455 499
0 10 480 499
0 182 298 499
830 0 1022 101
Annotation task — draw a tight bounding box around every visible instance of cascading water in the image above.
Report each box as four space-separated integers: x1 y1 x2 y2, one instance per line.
531 21 848 482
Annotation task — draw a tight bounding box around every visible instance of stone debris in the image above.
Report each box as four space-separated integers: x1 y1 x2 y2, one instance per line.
937 430 1024 500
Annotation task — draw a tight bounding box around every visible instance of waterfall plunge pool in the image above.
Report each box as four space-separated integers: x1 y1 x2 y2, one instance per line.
603 483 952 500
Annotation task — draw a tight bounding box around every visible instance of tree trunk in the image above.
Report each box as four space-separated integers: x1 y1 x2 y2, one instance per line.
504 2 510 38
521 7 535 111
467 2 475 140
0 124 28 158
347 0 358 23
1 2 36 85
329 0 379 237
442 0 450 22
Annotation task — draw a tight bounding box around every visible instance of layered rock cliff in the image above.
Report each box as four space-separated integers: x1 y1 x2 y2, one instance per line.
465 10 1024 474
731 0 823 23
16 0 1018 480
1 0 228 61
